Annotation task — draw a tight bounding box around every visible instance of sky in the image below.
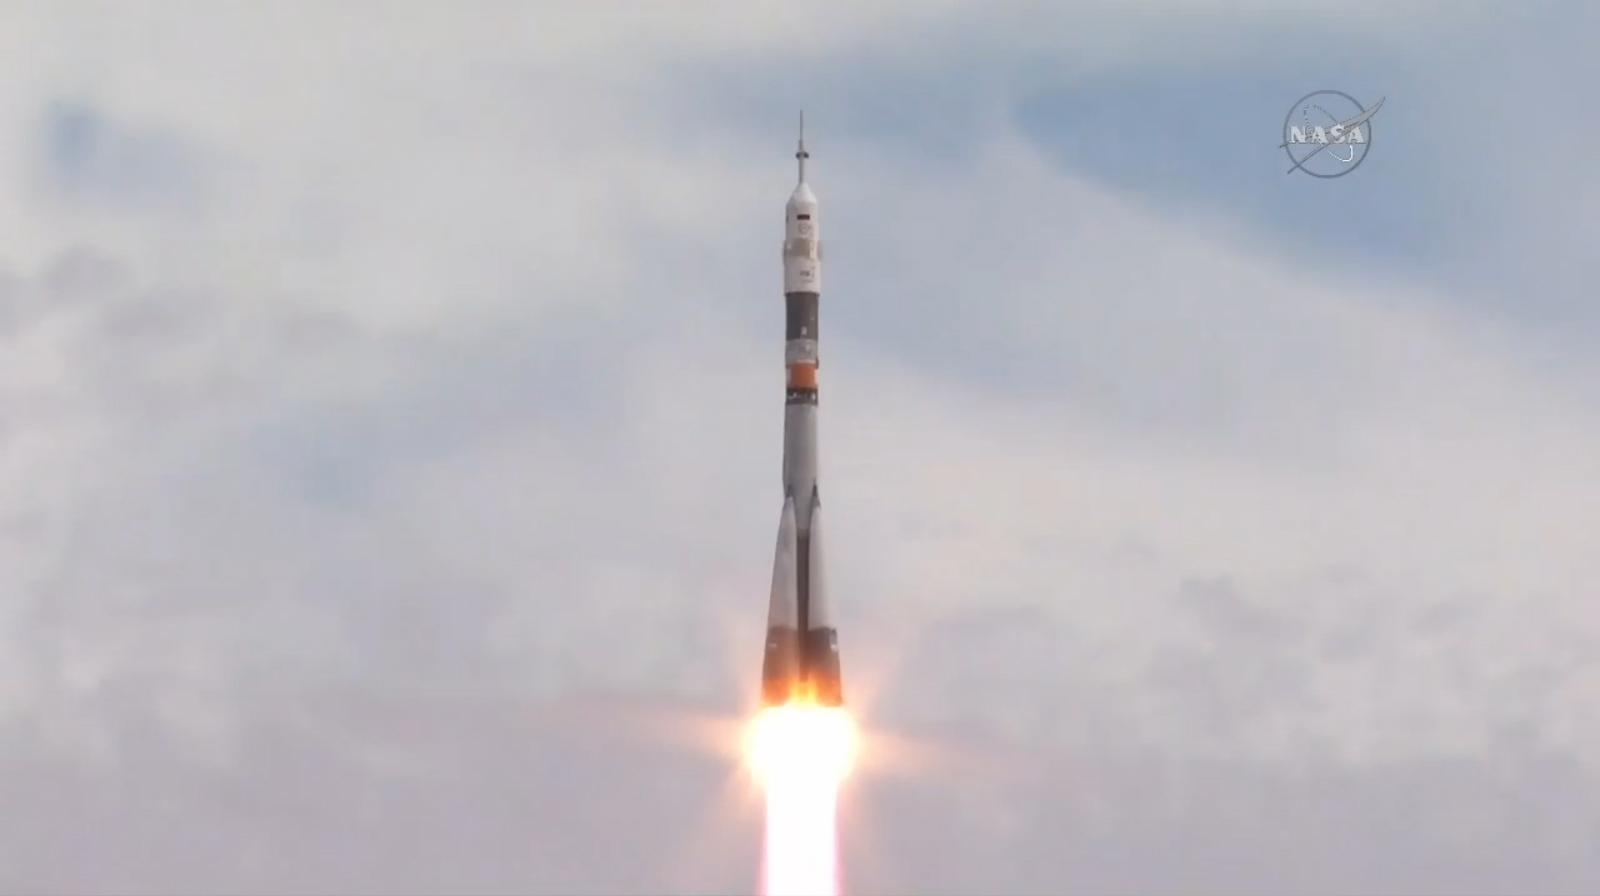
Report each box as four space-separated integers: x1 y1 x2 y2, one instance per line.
1 1 1598 893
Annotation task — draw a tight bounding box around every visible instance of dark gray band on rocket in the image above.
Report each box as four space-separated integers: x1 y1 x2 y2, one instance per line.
785 291 819 342
785 388 818 406
796 531 811 632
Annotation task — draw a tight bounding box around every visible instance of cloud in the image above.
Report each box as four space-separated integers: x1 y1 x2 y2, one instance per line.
0 1 1595 892
37 101 212 214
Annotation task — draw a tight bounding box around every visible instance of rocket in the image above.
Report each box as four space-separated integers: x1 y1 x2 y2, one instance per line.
761 113 843 708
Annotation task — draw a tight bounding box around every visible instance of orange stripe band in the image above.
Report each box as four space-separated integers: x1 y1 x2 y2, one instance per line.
787 361 818 389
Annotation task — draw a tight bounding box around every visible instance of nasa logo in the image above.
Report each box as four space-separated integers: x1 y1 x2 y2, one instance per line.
1280 90 1386 178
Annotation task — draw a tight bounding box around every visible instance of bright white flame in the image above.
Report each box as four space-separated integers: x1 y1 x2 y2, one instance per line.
746 703 857 786
746 704 856 896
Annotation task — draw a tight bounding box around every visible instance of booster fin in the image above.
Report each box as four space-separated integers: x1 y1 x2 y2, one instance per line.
760 497 801 706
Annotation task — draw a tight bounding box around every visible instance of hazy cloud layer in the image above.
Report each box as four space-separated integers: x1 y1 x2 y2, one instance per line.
1 2 1595 893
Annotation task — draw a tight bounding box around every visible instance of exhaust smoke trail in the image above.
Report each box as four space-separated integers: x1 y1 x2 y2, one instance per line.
746 703 856 896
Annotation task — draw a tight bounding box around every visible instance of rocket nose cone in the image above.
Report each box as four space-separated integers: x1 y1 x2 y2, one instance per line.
787 182 817 208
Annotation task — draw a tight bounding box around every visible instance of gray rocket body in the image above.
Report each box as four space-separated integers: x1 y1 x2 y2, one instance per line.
761 116 843 708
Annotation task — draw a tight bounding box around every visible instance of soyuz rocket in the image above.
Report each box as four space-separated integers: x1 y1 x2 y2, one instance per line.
760 114 844 708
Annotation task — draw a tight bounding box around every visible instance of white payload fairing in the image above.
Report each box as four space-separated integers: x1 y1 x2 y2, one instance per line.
761 113 843 708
